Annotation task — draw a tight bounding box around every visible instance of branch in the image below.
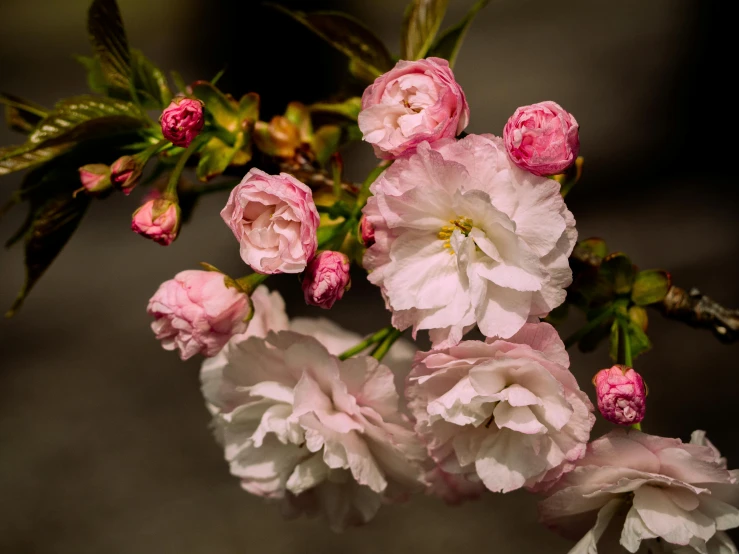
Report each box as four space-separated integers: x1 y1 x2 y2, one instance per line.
656 286 739 343
569 247 739 344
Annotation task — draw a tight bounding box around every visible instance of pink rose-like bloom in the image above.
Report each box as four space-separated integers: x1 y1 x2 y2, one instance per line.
147 270 251 360
200 330 426 531
593 365 646 425
358 57 469 159
131 198 180 246
160 96 205 148
407 322 594 494
302 251 351 309
221 168 319 274
503 101 579 176
110 155 141 195
78 164 111 193
363 134 577 347
359 215 375 247
540 430 739 553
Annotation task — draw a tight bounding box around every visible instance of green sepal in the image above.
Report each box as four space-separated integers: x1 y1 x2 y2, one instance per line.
631 269 671 306
601 252 636 295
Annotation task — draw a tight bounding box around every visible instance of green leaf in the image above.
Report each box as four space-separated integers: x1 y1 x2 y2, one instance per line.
284 102 313 142
270 6 393 81
428 0 490 67
87 0 131 90
573 237 608 265
191 81 239 132
601 252 636 295
75 55 112 95
402 0 449 60
0 143 75 176
312 125 342 167
131 49 172 109
1 93 47 134
196 134 246 182
310 97 362 121
6 192 90 317
27 95 146 148
631 269 671 306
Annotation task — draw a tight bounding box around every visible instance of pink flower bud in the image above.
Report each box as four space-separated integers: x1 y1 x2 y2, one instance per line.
593 365 646 425
78 164 111 193
302 251 351 309
503 101 579 176
147 270 251 360
359 215 375 247
160 96 205 148
110 156 142 195
131 198 180 246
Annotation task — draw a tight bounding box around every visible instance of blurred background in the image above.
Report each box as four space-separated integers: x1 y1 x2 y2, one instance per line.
0 0 736 552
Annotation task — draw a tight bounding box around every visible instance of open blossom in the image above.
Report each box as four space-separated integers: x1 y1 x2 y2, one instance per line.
593 365 646 425
407 322 594 494
160 96 205 148
131 198 180 246
363 134 577 347
358 57 469 159
539 429 739 554
201 330 426 531
221 169 319 274
302 251 351 309
503 101 579 176
147 270 250 360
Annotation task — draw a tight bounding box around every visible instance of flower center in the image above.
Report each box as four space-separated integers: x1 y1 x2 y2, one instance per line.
438 216 473 253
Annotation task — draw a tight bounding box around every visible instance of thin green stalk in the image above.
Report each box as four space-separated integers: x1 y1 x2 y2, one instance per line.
236 272 269 294
166 135 205 196
0 97 47 118
371 328 403 361
619 317 633 367
338 327 393 361
564 308 614 350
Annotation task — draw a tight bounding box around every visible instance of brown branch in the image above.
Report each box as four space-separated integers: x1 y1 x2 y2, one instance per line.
656 286 739 343
569 247 739 344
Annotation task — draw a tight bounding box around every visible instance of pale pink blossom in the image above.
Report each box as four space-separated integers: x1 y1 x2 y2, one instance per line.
358 57 469 159
200 330 426 531
359 215 375 247
539 430 739 554
147 270 250 360
78 164 111 193
131 198 180 246
363 134 576 347
503 101 579 176
302 251 351 309
160 96 205 148
406 322 594 494
593 365 646 425
221 169 319 274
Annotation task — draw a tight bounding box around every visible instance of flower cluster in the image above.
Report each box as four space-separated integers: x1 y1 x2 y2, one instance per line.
137 54 737 554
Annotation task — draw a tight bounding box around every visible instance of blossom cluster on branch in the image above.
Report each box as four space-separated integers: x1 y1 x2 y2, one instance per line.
1 0 738 552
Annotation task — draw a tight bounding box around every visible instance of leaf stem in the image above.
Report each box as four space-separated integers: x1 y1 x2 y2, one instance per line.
338 326 393 361
371 328 403 361
618 317 633 367
564 308 614 350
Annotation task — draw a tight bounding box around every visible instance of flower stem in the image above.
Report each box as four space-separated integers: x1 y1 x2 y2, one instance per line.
618 317 633 367
371 328 403 361
166 136 205 197
564 308 614 350
338 326 393 361
235 272 269 294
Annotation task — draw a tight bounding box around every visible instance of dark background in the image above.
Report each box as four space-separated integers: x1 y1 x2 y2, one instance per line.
0 1 737 552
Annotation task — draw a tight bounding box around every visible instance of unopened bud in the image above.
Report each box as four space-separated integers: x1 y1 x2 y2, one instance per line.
111 156 143 195
593 365 646 425
160 96 205 148
78 164 111 194
131 198 180 246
